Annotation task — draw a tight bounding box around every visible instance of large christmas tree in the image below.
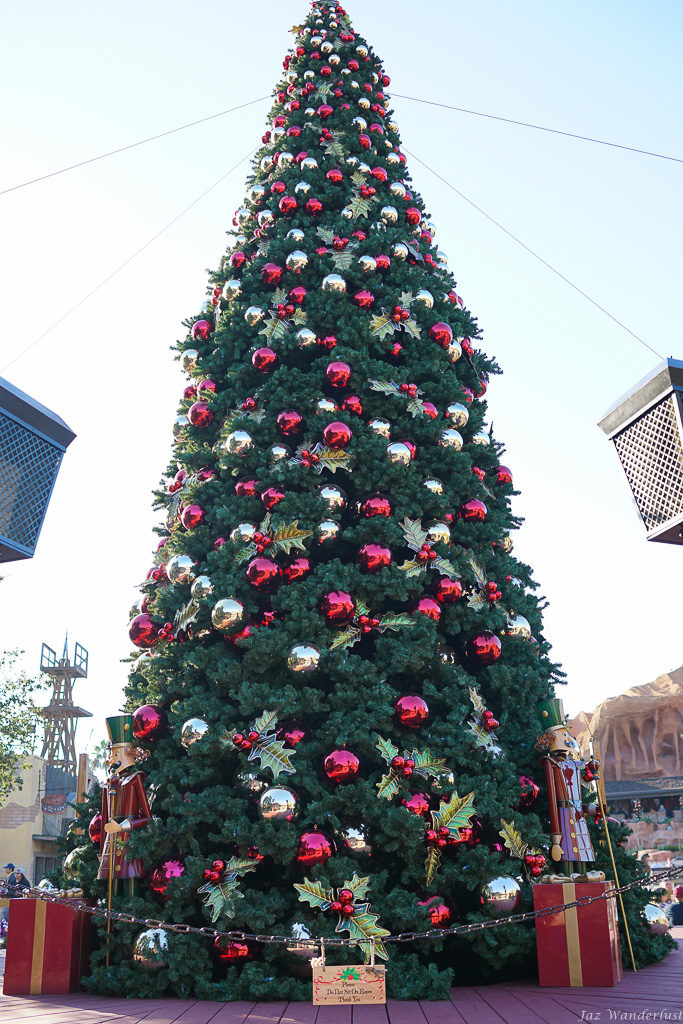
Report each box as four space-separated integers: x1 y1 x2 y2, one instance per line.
69 0 672 1001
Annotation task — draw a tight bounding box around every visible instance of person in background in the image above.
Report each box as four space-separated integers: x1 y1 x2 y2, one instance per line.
665 886 683 927
10 867 30 893
2 863 16 890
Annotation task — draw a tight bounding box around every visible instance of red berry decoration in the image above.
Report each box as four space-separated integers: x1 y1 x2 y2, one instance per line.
261 486 285 510
297 831 334 867
391 755 405 770
394 694 429 729
149 858 185 900
191 319 212 342
460 499 488 522
323 421 351 448
88 812 103 845
252 347 278 373
188 401 214 428
284 556 311 582
418 896 452 928
429 322 453 347
466 631 502 666
320 590 355 624
325 360 352 388
129 613 160 649
353 289 374 309
323 748 360 784
132 704 167 741
277 410 303 435
433 576 463 604
411 596 441 621
246 556 282 591
181 504 205 529
341 903 355 917
357 543 392 573
402 792 431 817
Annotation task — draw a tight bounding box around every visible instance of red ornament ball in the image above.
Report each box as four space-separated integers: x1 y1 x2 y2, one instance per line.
281 723 306 747
405 206 421 225
188 401 214 428
394 694 429 729
433 576 463 604
460 499 488 522
149 859 185 900
289 285 307 304
496 466 513 486
517 775 540 811
325 361 352 388
341 394 362 415
214 937 252 962
132 704 167 741
429 322 453 347
284 556 311 582
277 410 303 435
375 253 391 271
129 613 159 649
421 401 438 419
357 543 392 573
412 595 442 621
252 347 279 373
235 477 259 498
230 251 247 271
88 812 103 845
279 195 298 214
191 319 212 342
419 897 452 928
326 168 343 183
246 557 282 591
402 793 431 817
181 504 205 529
261 262 283 285
261 486 285 510
466 631 502 665
297 831 334 867
320 590 355 624
353 290 374 309
360 493 393 517
323 421 352 448
306 197 323 216
323 749 360 784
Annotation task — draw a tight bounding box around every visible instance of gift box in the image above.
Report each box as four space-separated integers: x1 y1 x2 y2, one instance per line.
533 881 622 987
3 897 91 995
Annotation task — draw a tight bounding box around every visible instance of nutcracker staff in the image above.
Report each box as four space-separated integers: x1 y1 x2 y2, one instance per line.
537 698 602 877
97 715 152 898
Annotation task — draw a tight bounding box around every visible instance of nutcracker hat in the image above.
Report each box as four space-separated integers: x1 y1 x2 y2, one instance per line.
106 714 135 746
537 698 566 730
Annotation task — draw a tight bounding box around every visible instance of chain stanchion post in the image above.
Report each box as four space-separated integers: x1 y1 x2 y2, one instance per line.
595 776 637 972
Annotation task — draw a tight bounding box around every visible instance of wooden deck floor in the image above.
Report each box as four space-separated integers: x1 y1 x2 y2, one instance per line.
1 928 681 1023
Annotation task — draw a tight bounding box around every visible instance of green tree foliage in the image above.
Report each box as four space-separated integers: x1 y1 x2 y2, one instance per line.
68 0 672 1000
0 650 45 804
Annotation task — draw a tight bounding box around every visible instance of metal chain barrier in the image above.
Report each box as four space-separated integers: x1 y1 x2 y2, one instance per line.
1 867 678 949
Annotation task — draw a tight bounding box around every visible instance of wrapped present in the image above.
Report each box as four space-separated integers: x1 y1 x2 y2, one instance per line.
533 881 623 987
3 897 91 995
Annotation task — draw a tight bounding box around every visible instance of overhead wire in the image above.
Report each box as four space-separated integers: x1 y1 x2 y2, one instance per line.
403 147 664 361
0 97 269 197
0 149 256 374
393 94 683 165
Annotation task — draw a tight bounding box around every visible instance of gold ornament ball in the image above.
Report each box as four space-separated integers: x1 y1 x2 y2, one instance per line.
258 786 298 822
427 520 451 545
387 441 412 465
166 553 196 585
173 415 189 439
180 717 210 749
181 348 198 372
446 402 469 427
506 614 531 640
471 430 490 446
244 305 265 326
499 535 513 553
318 520 341 544
643 904 669 936
133 928 170 970
288 645 321 673
223 430 253 456
440 428 463 451
286 250 308 272
322 274 346 293
446 339 462 362
380 205 398 225
423 477 444 495
230 522 256 545
211 598 247 634
481 876 521 914
62 846 88 881
320 484 346 510
191 574 213 600
369 418 391 438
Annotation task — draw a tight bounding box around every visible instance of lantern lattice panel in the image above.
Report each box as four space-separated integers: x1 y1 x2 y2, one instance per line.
612 393 683 534
0 412 63 555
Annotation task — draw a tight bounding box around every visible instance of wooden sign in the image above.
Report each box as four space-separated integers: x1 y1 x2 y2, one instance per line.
312 962 386 1005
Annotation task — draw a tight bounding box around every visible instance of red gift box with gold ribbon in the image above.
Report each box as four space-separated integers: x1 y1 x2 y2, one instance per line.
3 897 91 995
533 881 623 987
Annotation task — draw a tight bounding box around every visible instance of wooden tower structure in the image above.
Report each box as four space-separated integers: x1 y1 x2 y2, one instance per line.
40 637 91 775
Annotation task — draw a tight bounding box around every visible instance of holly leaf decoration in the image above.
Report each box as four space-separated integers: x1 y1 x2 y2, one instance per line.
346 194 372 219
411 748 447 779
355 598 370 618
369 313 396 340
398 558 425 578
399 290 414 307
316 447 354 473
315 80 334 102
292 308 307 325
434 558 457 578
294 878 332 911
467 552 488 588
351 171 367 188
249 736 295 778
431 791 477 838
332 250 353 271
377 612 414 633
406 397 425 418
252 709 279 735
368 378 400 397
255 242 270 258
271 520 313 555
376 736 399 765
272 287 288 306
402 318 421 340
376 771 401 801
400 517 428 553
425 845 442 887
499 819 528 860
317 227 335 245
259 314 290 341
468 720 495 749
174 598 200 634
199 878 241 922
324 137 346 162
330 626 361 651
467 592 487 611
468 687 486 717
346 875 371 901
336 908 389 963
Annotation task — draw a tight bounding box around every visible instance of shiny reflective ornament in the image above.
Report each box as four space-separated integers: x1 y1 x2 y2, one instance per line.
133 928 170 969
439 428 463 451
360 493 393 517
286 250 309 272
284 556 311 582
235 207 250 226
423 477 444 496
643 904 669 936
248 184 265 204
481 876 521 914
270 444 290 462
323 421 351 448
392 241 409 260
297 830 334 867
257 210 274 228
259 786 298 822
222 279 241 301
369 418 391 438
133 704 167 741
387 441 412 465
352 116 368 130
323 748 360 783
403 792 431 817
342 827 372 856
166 553 196 584
394 693 429 729
223 430 253 456
320 590 355 624
173 415 189 439
296 327 317 349
214 937 252 962
460 498 487 522
129 613 159 649
181 348 198 371
496 465 513 486
357 543 392 573
320 484 347 510
191 574 213 600
244 305 265 326
322 273 346 293
467 631 502 665
414 289 434 308
236 772 268 796
471 430 491 446
326 360 352 387
287 228 305 243
517 775 540 810
434 576 463 604
252 346 278 373
246 556 282 591
447 339 463 363
317 398 338 414
277 409 303 435
211 598 247 634
426 521 451 545
149 859 185 900
380 205 398 225
230 522 256 545
429 322 453 347
293 181 309 196
88 812 102 844
300 156 319 171
62 846 87 880
180 718 210 749
358 97 370 110
418 896 452 928
317 520 341 544
499 534 513 553
358 254 377 273
506 614 531 640
288 645 321 673
390 181 406 198
446 402 469 427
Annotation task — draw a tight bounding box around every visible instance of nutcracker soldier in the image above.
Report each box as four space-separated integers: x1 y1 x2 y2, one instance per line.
97 714 152 897
537 698 603 878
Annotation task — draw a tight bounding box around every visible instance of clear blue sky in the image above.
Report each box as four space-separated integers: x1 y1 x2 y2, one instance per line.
1 1 681 754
